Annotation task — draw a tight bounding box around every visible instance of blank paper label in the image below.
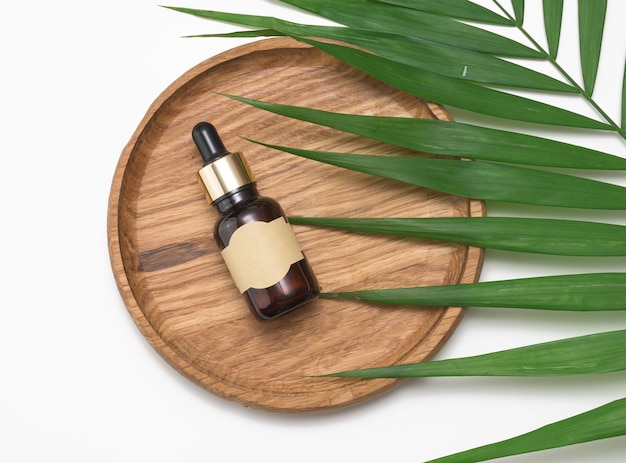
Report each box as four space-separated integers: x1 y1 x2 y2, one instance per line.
221 217 304 292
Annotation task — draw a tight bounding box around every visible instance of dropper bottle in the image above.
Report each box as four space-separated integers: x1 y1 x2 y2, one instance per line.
193 122 320 321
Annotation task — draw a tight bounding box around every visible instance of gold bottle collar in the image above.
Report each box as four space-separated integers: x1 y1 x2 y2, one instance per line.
197 152 255 201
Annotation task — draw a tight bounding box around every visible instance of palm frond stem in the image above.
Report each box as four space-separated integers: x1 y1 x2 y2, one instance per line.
492 0 625 138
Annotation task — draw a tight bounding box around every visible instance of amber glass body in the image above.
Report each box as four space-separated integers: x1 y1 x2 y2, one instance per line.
213 184 320 320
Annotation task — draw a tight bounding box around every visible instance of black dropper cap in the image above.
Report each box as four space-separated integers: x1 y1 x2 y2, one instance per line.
193 122 255 201
192 122 229 164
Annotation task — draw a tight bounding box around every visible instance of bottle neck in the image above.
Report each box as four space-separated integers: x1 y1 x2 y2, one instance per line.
213 183 259 214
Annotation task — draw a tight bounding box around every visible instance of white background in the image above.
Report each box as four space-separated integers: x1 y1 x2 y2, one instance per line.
1 1 625 462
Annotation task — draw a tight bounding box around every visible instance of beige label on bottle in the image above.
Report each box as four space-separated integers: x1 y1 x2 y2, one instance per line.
221 217 304 293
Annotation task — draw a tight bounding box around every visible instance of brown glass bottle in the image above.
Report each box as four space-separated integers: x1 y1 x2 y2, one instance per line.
193 122 320 321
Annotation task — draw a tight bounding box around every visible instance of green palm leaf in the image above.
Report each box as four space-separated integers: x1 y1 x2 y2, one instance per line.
511 0 525 25
194 29 279 39
223 94 625 169
322 272 626 311
374 0 510 25
326 330 626 378
171 8 574 92
289 216 626 256
279 0 540 57
579 0 607 96
295 37 609 129
169 1 626 136
543 0 564 58
250 140 626 210
622 57 626 129
424 398 626 463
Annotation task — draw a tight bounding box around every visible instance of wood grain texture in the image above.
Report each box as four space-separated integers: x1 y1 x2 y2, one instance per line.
107 38 486 413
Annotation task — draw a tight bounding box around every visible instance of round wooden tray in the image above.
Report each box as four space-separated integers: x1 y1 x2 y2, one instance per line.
107 37 485 413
